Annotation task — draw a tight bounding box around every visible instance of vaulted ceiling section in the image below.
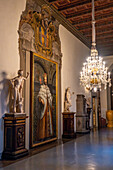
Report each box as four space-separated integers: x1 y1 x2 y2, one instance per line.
46 0 113 56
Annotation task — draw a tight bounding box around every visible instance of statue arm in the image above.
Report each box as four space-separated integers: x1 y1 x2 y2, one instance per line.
10 76 18 87
23 72 29 80
11 76 18 82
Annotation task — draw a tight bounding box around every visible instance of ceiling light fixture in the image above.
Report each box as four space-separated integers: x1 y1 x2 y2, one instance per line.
80 0 111 92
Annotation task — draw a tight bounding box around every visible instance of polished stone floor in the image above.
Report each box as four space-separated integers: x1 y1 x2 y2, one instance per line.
1 128 113 170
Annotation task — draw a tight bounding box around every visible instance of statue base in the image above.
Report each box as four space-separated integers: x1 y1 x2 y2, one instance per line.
62 112 76 138
2 113 28 160
76 114 90 133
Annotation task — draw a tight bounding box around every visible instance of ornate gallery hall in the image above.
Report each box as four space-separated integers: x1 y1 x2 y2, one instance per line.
1 0 113 169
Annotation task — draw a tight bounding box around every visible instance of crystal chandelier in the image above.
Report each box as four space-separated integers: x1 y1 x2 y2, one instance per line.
80 0 111 92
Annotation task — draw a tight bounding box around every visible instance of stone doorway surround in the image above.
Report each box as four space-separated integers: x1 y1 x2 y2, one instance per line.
18 0 62 149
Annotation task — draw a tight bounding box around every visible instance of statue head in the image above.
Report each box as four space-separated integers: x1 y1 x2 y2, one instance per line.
67 87 70 91
18 70 23 76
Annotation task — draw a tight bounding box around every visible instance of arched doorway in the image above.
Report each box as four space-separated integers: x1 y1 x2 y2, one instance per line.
91 90 101 128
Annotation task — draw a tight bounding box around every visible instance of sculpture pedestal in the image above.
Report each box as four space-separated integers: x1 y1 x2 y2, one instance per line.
76 114 90 133
62 112 76 138
2 113 28 160
76 94 90 133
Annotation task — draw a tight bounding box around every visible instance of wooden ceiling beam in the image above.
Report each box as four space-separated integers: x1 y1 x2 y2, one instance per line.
97 41 113 45
48 0 60 3
84 34 113 43
99 47 113 50
73 14 113 26
58 0 93 12
98 51 113 56
99 51 113 55
79 23 113 33
97 38 113 43
84 28 113 36
86 30 113 37
96 34 113 40
87 36 113 42
78 22 113 31
66 3 113 19
35 0 113 56
99 48 113 52
98 44 113 49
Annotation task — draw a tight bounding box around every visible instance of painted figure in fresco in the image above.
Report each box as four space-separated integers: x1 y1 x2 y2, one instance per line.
64 87 74 112
11 70 29 113
37 73 53 139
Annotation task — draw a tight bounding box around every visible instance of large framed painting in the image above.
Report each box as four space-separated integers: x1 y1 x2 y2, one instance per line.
30 52 58 147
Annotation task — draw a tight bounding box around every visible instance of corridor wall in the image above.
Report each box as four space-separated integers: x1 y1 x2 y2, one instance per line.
0 0 90 159
0 0 26 159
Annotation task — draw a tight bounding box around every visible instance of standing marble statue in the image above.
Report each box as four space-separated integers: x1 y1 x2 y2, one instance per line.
11 70 29 113
64 87 74 112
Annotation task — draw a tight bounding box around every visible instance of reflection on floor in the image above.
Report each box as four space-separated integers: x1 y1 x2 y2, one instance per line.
1 128 113 170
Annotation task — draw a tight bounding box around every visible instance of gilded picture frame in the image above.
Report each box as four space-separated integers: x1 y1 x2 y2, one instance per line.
30 52 58 148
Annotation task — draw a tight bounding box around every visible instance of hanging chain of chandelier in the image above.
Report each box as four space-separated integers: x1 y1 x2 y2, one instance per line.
80 0 111 92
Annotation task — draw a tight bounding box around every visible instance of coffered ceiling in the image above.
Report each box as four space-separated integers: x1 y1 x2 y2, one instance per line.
46 0 113 56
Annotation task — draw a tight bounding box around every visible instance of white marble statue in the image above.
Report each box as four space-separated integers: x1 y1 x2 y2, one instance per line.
64 87 74 112
11 70 29 113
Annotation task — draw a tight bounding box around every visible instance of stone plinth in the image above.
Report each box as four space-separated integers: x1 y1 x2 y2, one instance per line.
76 94 90 133
62 112 76 138
2 113 28 160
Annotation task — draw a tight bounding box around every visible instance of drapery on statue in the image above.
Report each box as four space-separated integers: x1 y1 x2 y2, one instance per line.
64 87 74 112
11 70 29 113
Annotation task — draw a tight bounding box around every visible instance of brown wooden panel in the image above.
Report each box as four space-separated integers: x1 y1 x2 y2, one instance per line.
66 2 113 19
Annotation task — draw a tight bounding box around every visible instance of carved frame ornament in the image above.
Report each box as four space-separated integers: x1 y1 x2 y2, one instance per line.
19 4 62 61
18 0 62 148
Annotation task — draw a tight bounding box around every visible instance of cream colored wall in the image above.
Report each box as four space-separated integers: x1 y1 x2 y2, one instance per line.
0 0 98 159
100 56 113 118
59 25 90 113
0 0 26 159
59 25 90 132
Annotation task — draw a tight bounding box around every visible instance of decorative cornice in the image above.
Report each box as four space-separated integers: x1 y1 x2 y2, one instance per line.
34 0 90 48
